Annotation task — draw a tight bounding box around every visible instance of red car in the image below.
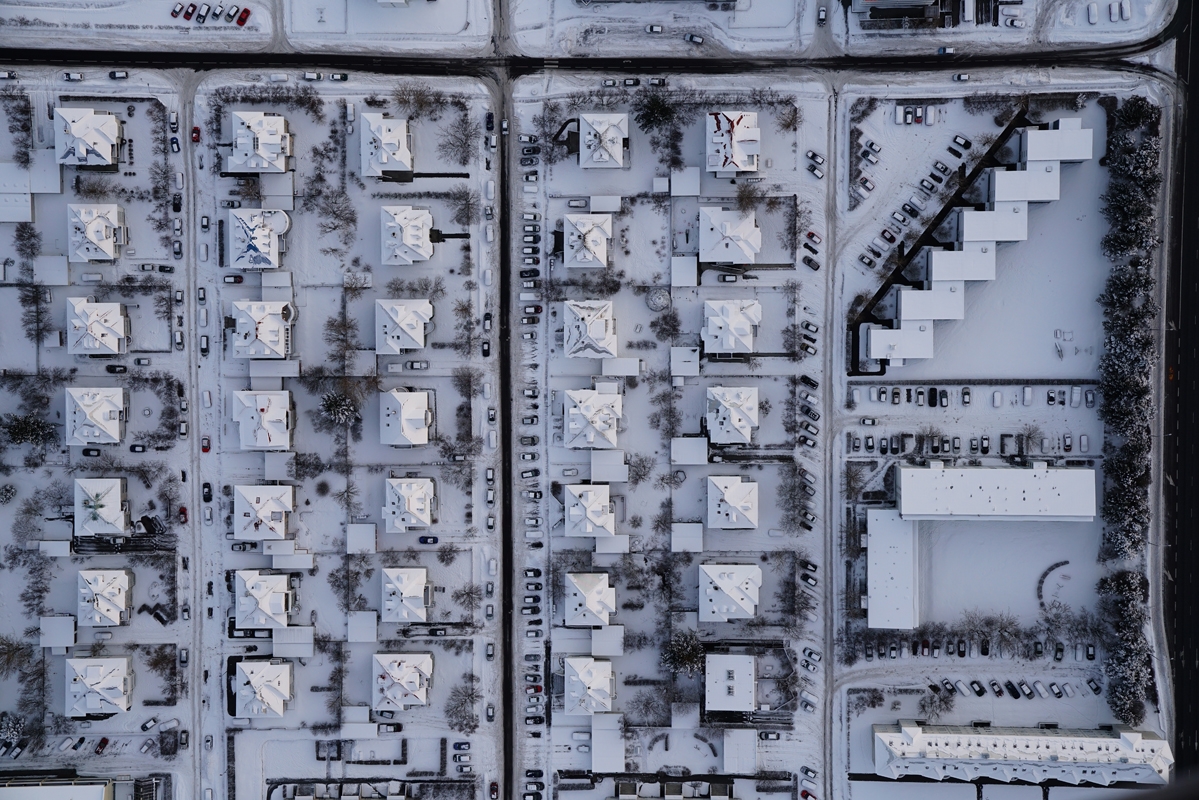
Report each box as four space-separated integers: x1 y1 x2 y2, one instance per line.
178 506 188 524
490 784 499 800
183 3 197 19
94 737 109 755
236 6 251 25
191 126 201 143
171 3 185 17
200 436 210 453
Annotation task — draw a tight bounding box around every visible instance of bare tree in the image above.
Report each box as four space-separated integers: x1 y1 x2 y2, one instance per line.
452 584 483 612
438 110 482 167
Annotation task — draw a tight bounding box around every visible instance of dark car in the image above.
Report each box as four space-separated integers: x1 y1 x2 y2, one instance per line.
800 375 819 390
799 573 817 587
82 448 101 457
418 536 438 544
191 126 201 142
980 639 990 656
236 6 251 24
482 341 490 357
957 639 966 657
520 269 540 278
1005 680 1021 699
94 737 109 755
1054 642 1065 661
802 255 821 271
800 405 820 422
172 194 182 213
202 483 212 502
799 559 817 572
525 716 544 725
1086 678 1102 695
485 112 494 131
969 680 986 697
130 444 146 453
105 364 128 374
223 275 244 284
989 680 1004 697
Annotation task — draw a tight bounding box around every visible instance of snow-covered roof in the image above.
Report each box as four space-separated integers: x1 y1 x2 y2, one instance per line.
373 653 433 711
873 721 1172 786
699 564 761 622
865 509 919 631
55 108 121 167
701 300 762 354
564 657 614 715
234 570 292 629
66 387 125 446
233 391 293 451
77 569 132 627
382 478 435 532
923 243 996 282
706 386 758 445
233 485 294 540
229 111 293 173
704 654 754 712
380 390 432 447
68 204 125 263
565 484 615 539
579 114 628 168
898 281 964 321
361 113 412 177
898 462 1097 522
990 164 1063 203
381 568 429 623
706 111 760 175
229 209 290 270
74 478 128 537
564 213 612 267
66 657 132 717
381 206 434 265
866 321 935 363
375 299 434 353
67 298 127 356
565 573 616 627
232 300 295 359
235 660 292 718
707 475 759 529
700 207 761 264
564 388 622 449
564 300 618 359
1021 118 1093 164
957 203 1027 243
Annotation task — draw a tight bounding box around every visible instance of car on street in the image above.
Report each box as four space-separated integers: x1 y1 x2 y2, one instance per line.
170 136 180 153
418 536 438 544
201 436 210 453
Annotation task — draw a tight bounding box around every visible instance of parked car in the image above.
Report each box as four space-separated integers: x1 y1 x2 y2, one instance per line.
684 32 704 43
418 536 438 545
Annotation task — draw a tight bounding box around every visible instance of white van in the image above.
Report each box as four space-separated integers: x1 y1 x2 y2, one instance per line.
895 105 905 125
486 180 495 200
200 243 209 262
269 73 288 82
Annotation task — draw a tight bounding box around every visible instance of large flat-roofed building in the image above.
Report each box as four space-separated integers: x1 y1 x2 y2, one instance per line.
706 111 760 177
55 108 122 167
578 114 628 169
67 298 128 355
229 111 293 173
704 654 754 712
361 113 413 180
865 509 919 630
898 462 1096 522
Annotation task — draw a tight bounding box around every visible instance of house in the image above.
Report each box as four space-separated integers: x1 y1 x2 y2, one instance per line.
864 509 920 631
375 299 434 353
564 657 614 715
699 207 761 265
381 568 429 623
65 657 133 717
67 204 126 262
704 654 754 713
234 659 293 718
233 391 293 451
361 113 413 180
565 573 617 627
699 564 761 622
373 653 433 711
66 388 126 446
234 570 293 629
233 485 294 540
231 300 296 359
382 478 436 532
706 386 759 445
563 300 617 359
229 111 293 173
564 387 622 449
701 300 762 354
707 476 759 529
706 111 760 177
0 153 62 223
55 108 122 167
578 114 629 168
77 569 133 627
898 462 1097 522
380 390 432 447
564 213 612 267
381 206 434 265
564 484 615 539
67 298 128 356
229 209 290 270
74 478 129 537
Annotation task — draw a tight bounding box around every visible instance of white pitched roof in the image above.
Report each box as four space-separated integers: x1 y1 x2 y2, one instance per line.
898 462 1097 522
564 213 612 267
564 388 622 449
233 391 292 451
383 478 435 532
706 111 760 174
564 657 613 715
55 108 121 167
706 386 759 445
232 300 294 358
233 485 294 540
235 660 292 718
381 568 428 623
565 573 616 627
702 300 763 354
375 299 434 353
74 478 128 537
564 484 615 538
77 569 132 627
579 114 628 168
65 657 132 717
699 207 761 264
66 388 125 446
564 300 617 358
699 564 761 622
234 570 292 629
379 390 431 447
707 476 759 529
67 298 127 356
229 209 290 270
229 111 292 173
381 206 434 265
68 204 124 262
704 654 755 712
373 653 433 711
361 113 412 177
